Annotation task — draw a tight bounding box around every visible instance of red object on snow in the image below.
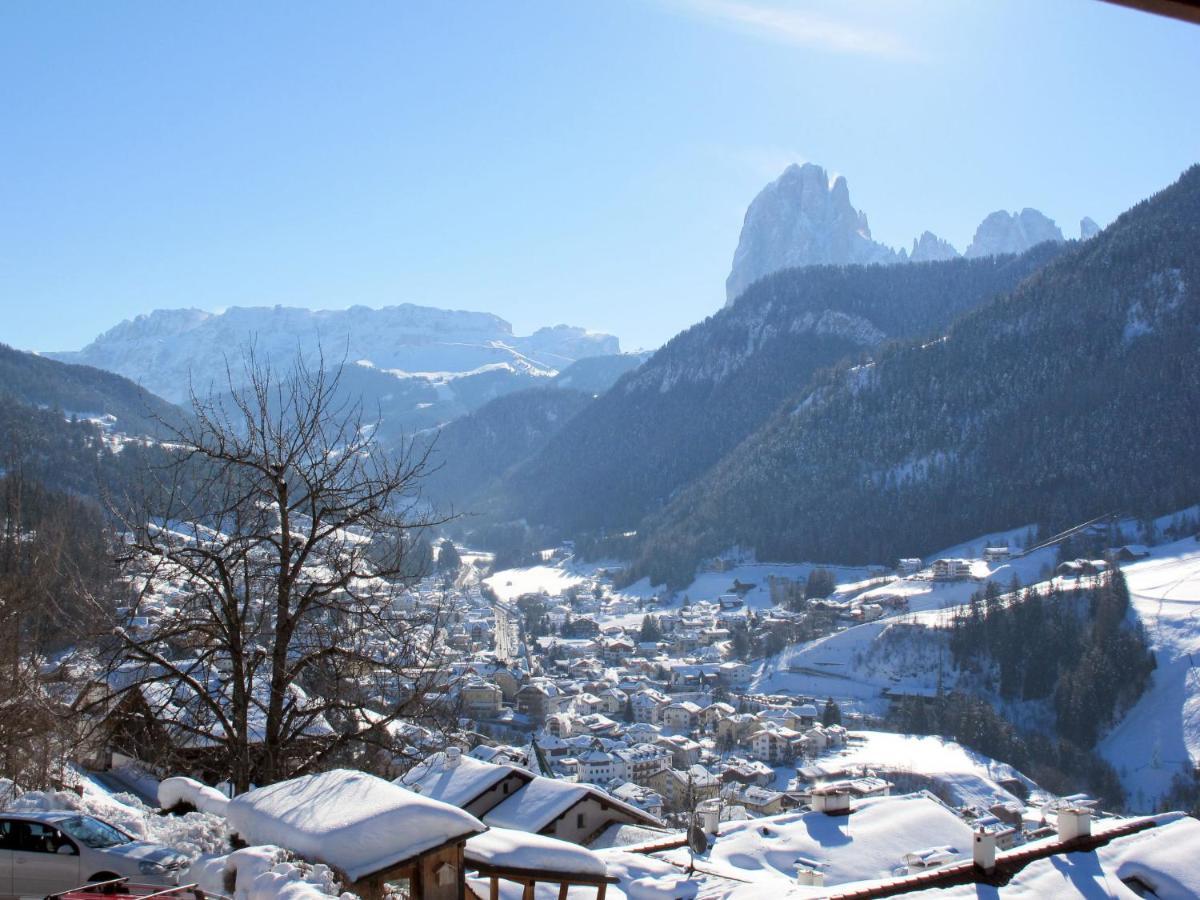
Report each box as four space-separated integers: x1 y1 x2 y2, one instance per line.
47 878 215 900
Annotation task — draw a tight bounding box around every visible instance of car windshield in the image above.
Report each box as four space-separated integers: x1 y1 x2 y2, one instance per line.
58 815 132 849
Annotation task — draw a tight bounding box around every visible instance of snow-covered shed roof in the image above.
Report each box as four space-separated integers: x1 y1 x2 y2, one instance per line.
399 751 529 808
465 826 608 879
225 769 484 882
483 776 660 832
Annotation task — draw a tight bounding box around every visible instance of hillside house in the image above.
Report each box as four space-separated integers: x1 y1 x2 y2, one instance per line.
631 689 669 724
662 701 702 731
460 680 503 719
932 558 973 580
482 775 661 845
399 748 534 818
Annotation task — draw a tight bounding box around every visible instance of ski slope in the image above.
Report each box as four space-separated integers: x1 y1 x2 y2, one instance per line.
1099 537 1200 806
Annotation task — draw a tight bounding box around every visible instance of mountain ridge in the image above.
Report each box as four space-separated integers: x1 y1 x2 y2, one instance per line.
632 164 1200 586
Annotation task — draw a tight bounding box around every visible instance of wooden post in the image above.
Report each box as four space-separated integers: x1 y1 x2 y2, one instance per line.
596 883 607 900
522 881 535 900
558 883 569 900
490 877 499 900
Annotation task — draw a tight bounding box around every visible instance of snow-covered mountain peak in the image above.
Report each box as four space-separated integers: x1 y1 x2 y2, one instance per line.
51 303 619 403
725 163 900 306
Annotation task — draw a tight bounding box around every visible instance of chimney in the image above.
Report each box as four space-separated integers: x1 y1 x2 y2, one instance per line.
1057 806 1091 842
444 746 462 769
699 802 720 835
973 829 996 873
812 787 851 815
795 869 824 887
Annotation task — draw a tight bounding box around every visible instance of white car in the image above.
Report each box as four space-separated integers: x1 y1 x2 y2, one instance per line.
0 810 190 898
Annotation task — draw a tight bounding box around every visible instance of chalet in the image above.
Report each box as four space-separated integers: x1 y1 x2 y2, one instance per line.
1056 558 1109 578
482 774 662 845
491 669 521 702
657 733 703 768
517 681 564 722
399 747 533 818
460 680 503 719
748 727 802 763
591 687 627 716
715 713 757 747
649 764 721 811
717 661 752 690
1108 544 1151 562
932 558 972 580
983 546 1011 562
544 713 573 739
576 747 618 784
702 701 736 727
724 783 785 816
631 688 670 724
608 781 665 819
611 743 671 784
662 700 702 731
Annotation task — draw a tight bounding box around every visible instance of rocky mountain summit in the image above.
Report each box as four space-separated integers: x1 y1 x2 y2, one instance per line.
964 208 1065 259
909 231 960 262
725 163 899 305
726 163 1085 304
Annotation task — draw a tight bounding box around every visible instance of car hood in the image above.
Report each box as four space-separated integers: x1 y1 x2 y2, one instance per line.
96 842 189 867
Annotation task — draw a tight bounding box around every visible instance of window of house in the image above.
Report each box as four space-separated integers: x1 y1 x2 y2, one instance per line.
576 813 585 829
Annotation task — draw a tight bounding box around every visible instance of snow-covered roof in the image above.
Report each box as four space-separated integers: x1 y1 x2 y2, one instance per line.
657 792 972 888
483 778 590 831
399 751 528 808
897 813 1200 898
465 826 608 878
225 769 484 882
483 776 660 832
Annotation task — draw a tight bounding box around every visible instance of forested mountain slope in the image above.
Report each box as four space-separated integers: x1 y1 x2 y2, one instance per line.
421 387 594 513
0 343 181 437
632 165 1200 586
489 245 1065 537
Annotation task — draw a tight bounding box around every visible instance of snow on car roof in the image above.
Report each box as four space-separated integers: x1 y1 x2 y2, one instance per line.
225 769 484 882
465 826 608 878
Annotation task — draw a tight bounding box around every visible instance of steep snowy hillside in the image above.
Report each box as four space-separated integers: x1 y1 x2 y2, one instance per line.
1099 537 1200 806
51 304 619 403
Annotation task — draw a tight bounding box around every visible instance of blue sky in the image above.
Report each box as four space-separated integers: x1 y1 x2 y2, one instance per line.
2 1 1198 353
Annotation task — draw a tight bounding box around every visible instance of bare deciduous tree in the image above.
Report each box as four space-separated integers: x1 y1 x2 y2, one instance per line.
111 351 452 791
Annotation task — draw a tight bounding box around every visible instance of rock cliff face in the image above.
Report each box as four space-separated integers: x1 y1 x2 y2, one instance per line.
51 304 619 402
909 231 960 262
725 163 899 305
1080 216 1101 240
964 209 1064 258
725 163 1075 304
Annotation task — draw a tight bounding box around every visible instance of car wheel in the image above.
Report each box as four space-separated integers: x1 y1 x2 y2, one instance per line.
87 873 122 891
